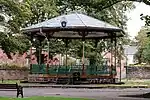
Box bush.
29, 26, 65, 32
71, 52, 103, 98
0, 63, 28, 70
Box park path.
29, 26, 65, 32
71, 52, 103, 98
0, 88, 150, 100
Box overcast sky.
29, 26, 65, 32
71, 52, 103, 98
127, 2, 150, 39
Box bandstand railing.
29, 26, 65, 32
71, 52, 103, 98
30, 64, 116, 75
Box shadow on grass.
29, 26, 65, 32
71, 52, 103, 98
119, 92, 150, 98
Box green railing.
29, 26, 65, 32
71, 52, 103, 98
30, 64, 115, 75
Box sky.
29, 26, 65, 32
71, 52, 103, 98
127, 2, 150, 39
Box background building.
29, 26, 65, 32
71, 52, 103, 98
124, 45, 138, 65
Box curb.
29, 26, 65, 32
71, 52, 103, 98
22, 85, 150, 89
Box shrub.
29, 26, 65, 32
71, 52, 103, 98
0, 63, 28, 70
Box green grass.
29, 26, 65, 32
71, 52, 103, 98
122, 79, 150, 86
94, 79, 150, 87
0, 96, 93, 100
0, 80, 20, 84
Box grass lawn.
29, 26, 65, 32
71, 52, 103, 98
94, 79, 150, 87
0, 96, 93, 100
0, 80, 20, 84
122, 79, 150, 86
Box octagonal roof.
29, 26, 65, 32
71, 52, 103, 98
22, 12, 125, 39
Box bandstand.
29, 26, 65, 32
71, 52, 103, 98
22, 12, 125, 84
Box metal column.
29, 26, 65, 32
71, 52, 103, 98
82, 41, 85, 75
114, 37, 117, 75
119, 44, 122, 82
47, 39, 50, 74
29, 36, 33, 74
65, 39, 68, 74
110, 37, 113, 74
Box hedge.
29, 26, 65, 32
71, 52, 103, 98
0, 63, 28, 70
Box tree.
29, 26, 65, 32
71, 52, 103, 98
142, 40, 150, 64
56, 0, 149, 14
19, 0, 135, 65
22, 0, 150, 62
23, 0, 58, 27
134, 26, 150, 63
0, 0, 137, 61
0, 0, 31, 58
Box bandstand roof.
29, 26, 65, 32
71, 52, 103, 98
22, 12, 125, 39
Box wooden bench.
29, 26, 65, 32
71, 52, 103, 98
0, 83, 23, 98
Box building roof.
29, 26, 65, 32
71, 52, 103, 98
22, 12, 125, 39
123, 45, 138, 55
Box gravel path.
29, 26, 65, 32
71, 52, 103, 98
0, 88, 150, 100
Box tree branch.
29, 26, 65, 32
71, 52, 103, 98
93, 0, 150, 11
141, 0, 150, 5
99, 0, 122, 11
130, 0, 150, 5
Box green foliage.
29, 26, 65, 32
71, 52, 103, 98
0, 0, 136, 64
134, 48, 144, 64
23, 0, 58, 26
134, 27, 150, 64
0, 63, 28, 70
28, 0, 134, 65
140, 0, 150, 26
0, 33, 30, 58
142, 39, 150, 64
139, 14, 150, 63
0, 0, 31, 58
0, 0, 150, 60
139, 0, 150, 6
0, 0, 31, 33
0, 14, 5, 22
0, 96, 92, 100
